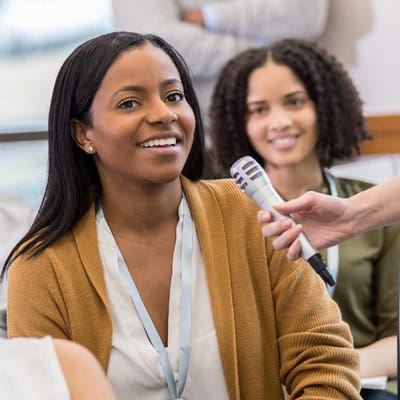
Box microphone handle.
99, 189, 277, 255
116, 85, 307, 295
255, 190, 316, 260
252, 185, 336, 286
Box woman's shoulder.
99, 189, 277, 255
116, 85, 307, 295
183, 177, 255, 207
183, 176, 242, 196
10, 204, 96, 272
182, 177, 259, 226
329, 174, 375, 197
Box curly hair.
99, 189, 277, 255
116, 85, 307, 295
209, 38, 371, 176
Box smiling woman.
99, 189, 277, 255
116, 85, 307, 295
5, 31, 362, 400
71, 43, 195, 188
210, 38, 399, 399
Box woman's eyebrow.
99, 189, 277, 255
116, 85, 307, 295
112, 79, 182, 98
160, 78, 182, 88
112, 85, 145, 98
284, 90, 307, 98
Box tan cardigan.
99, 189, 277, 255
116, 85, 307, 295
8, 177, 361, 399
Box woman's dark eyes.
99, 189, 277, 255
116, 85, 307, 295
248, 106, 267, 115
288, 97, 306, 107
118, 99, 139, 109
166, 92, 184, 102
117, 92, 183, 109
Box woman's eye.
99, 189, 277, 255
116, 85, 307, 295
166, 92, 184, 102
288, 97, 306, 107
117, 99, 139, 109
248, 106, 266, 115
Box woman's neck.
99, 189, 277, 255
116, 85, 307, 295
265, 160, 324, 201
100, 178, 182, 239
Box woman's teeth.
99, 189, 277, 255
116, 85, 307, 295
140, 137, 177, 148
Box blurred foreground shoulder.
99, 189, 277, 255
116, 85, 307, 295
54, 339, 116, 400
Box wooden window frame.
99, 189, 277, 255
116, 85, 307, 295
362, 114, 400, 154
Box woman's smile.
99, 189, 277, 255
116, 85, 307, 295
138, 137, 177, 148
267, 133, 301, 150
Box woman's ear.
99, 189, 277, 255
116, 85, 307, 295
71, 119, 96, 154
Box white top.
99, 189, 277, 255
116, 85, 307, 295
0, 204, 35, 338
0, 336, 70, 399
96, 198, 229, 400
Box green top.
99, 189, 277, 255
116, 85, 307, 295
319, 173, 399, 348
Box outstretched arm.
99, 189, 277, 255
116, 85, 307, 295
258, 176, 400, 259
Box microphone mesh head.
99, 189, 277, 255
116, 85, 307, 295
230, 156, 264, 192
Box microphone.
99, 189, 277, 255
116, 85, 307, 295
230, 155, 335, 287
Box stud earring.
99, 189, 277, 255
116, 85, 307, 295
88, 145, 95, 153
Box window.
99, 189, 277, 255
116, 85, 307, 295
0, 0, 114, 210
0, 0, 114, 134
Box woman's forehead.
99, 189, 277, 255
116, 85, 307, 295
109, 44, 178, 77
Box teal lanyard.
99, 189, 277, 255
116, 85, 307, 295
323, 170, 339, 297
99, 199, 192, 400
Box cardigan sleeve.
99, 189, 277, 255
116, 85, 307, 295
6, 208, 114, 371
184, 178, 361, 399
267, 250, 362, 399
7, 251, 71, 340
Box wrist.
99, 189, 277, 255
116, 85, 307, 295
345, 197, 363, 238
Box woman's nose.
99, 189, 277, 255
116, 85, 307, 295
267, 108, 292, 132
146, 99, 177, 124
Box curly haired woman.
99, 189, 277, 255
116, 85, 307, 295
210, 38, 399, 400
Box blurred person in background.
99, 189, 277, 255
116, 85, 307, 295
210, 38, 398, 399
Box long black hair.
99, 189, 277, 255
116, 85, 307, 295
210, 38, 371, 176
2, 31, 205, 274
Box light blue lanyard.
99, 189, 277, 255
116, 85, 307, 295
323, 170, 339, 297
100, 199, 192, 400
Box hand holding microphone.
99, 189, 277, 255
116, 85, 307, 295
230, 155, 335, 286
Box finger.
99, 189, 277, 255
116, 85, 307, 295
257, 210, 274, 223
273, 192, 315, 214
286, 239, 302, 261
271, 224, 303, 250
261, 219, 293, 238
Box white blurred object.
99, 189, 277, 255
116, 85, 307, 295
329, 154, 400, 184
0, 203, 35, 265
0, 203, 35, 338
0, 0, 114, 54
361, 376, 388, 390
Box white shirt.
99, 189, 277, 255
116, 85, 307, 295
0, 203, 35, 338
0, 336, 70, 399
96, 198, 229, 400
